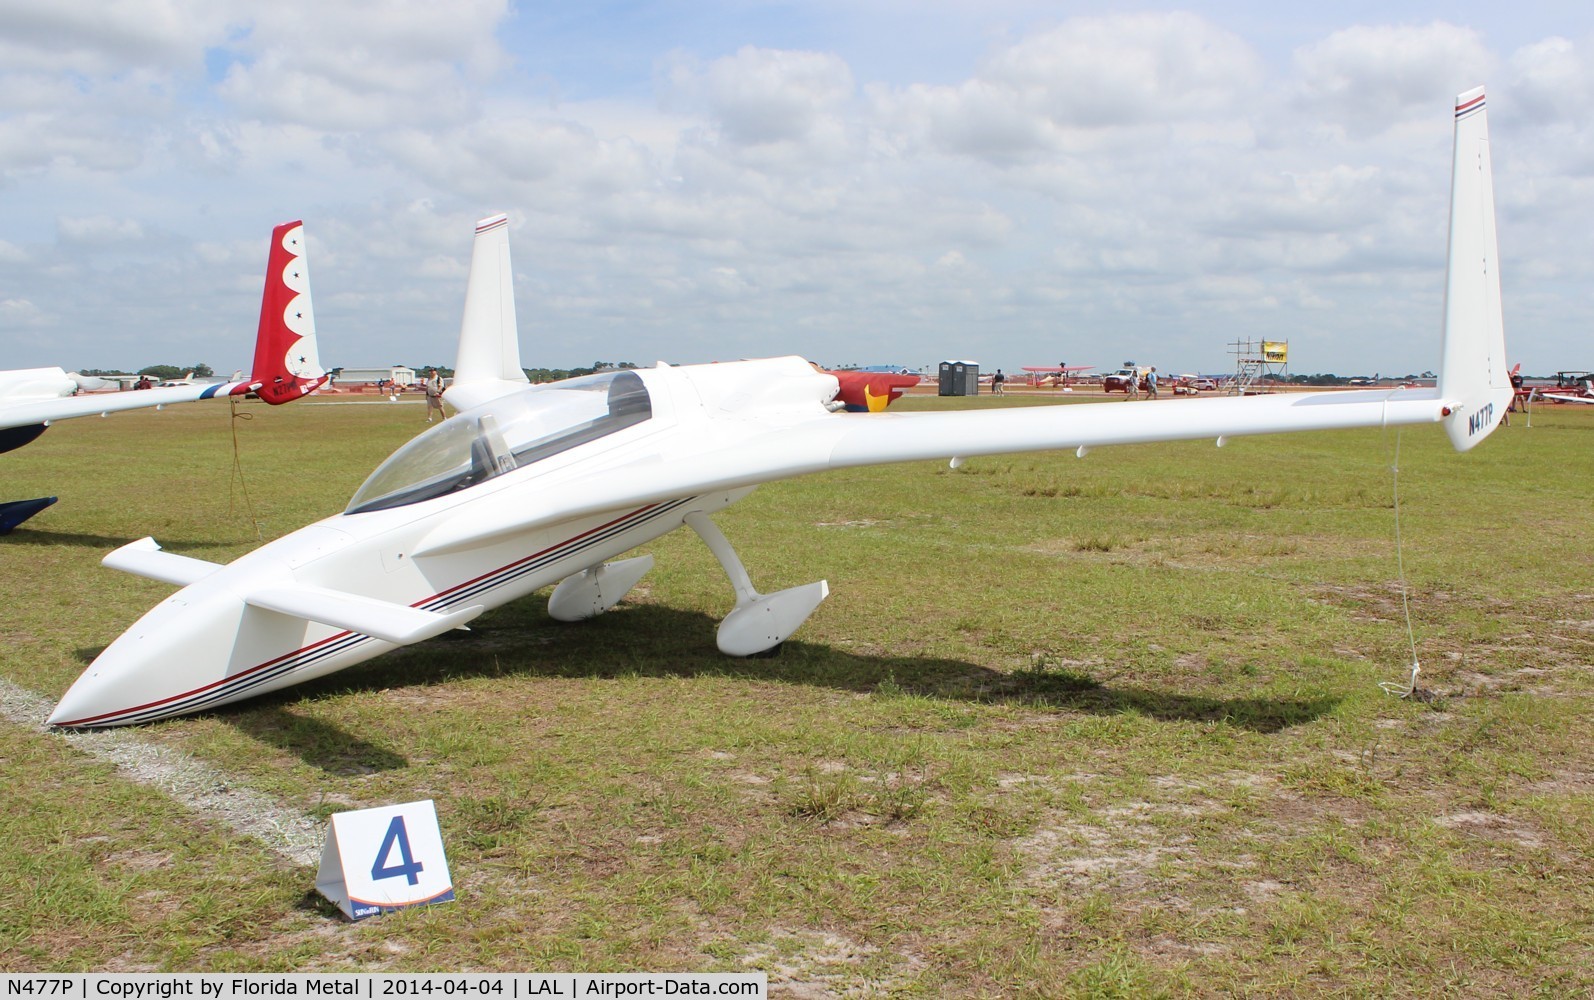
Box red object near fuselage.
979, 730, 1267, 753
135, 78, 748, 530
827, 370, 920, 412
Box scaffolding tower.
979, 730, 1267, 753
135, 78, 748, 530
1229, 338, 1289, 394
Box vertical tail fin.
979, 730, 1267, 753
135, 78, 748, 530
1437, 86, 1512, 451
446, 213, 530, 411
250, 221, 327, 405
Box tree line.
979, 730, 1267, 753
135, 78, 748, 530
77, 361, 641, 383
78, 363, 216, 380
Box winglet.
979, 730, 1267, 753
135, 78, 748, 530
1437, 86, 1512, 451
249, 221, 328, 405
447, 213, 530, 411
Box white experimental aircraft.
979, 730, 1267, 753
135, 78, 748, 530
51, 88, 1511, 728
0, 221, 327, 532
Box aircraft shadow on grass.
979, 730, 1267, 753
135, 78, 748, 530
228, 706, 410, 777
8, 528, 247, 552
62, 644, 412, 778
186, 598, 1338, 773
9, 529, 166, 549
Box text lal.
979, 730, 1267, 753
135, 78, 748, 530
531, 984, 730, 996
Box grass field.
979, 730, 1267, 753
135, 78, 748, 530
1, 392, 1590, 995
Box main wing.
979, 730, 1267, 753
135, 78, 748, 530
411, 363, 1461, 560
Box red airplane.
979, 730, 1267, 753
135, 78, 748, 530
825, 369, 921, 412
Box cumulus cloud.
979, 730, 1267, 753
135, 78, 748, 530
663, 45, 856, 146
0, 4, 1590, 375
1510, 36, 1594, 125
1292, 22, 1496, 134
0, 112, 147, 175
57, 215, 146, 245
0, 0, 235, 75
0, 297, 43, 321
214, 0, 510, 129
979, 13, 1263, 128
0, 0, 516, 172
879, 13, 1263, 162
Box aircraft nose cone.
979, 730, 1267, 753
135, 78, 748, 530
48, 676, 106, 728
48, 592, 248, 728
49, 641, 161, 728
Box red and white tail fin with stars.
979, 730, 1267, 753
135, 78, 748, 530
249, 220, 327, 405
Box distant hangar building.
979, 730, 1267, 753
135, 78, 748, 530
336, 365, 417, 387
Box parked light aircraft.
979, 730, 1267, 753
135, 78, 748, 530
155, 371, 247, 388
67, 374, 149, 392
1534, 370, 1594, 405
1, 221, 327, 532
1022, 365, 1093, 388
826, 369, 922, 412
51, 88, 1512, 727
1538, 388, 1594, 405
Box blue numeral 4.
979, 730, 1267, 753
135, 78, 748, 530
371, 815, 425, 885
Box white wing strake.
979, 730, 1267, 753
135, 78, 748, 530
243, 587, 485, 646
52, 88, 1511, 727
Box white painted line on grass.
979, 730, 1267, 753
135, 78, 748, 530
0, 677, 323, 866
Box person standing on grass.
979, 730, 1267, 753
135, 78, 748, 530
1146, 366, 1160, 399
423, 368, 445, 422
993, 369, 1006, 395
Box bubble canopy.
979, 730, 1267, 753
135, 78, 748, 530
347, 370, 652, 514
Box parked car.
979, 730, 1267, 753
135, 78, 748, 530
1103, 367, 1140, 393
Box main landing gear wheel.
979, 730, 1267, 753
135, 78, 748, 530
684, 511, 828, 657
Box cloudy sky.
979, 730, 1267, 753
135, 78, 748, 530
2, 1, 1590, 378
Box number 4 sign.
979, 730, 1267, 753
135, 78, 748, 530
316, 800, 455, 920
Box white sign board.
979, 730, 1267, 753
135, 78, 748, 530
316, 800, 454, 920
